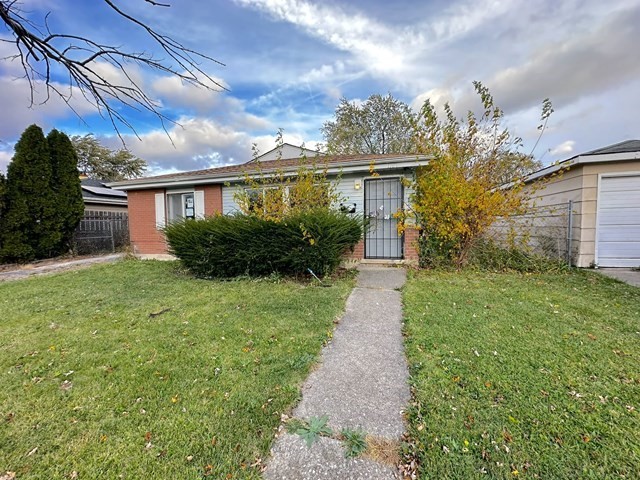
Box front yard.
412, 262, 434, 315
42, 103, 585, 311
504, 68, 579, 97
0, 261, 354, 479
403, 270, 640, 479
3, 261, 638, 479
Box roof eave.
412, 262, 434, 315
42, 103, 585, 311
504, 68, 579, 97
525, 150, 640, 183
109, 156, 430, 191
83, 197, 128, 206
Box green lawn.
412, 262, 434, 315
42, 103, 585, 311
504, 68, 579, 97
403, 270, 640, 479
0, 260, 354, 479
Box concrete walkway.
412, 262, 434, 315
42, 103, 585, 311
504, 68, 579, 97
597, 268, 640, 287
264, 266, 409, 480
0, 254, 124, 282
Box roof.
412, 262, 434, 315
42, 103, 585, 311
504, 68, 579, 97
109, 153, 430, 190
81, 178, 128, 205
581, 140, 640, 156
526, 139, 640, 183
247, 143, 321, 162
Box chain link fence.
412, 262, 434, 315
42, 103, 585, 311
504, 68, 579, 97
74, 211, 129, 254
486, 201, 576, 265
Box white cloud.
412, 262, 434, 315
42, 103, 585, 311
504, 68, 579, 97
234, 0, 421, 78
112, 117, 249, 172
152, 74, 229, 113
550, 140, 575, 156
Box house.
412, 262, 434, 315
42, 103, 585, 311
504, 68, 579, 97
525, 140, 640, 267
81, 177, 128, 214
109, 153, 430, 261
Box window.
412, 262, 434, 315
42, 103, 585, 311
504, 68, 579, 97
245, 188, 265, 214
167, 192, 195, 223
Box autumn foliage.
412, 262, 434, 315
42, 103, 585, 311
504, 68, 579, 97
406, 82, 552, 267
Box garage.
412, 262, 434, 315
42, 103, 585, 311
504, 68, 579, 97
596, 174, 640, 267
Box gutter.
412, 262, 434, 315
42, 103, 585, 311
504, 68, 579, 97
525, 151, 640, 183
108, 156, 431, 191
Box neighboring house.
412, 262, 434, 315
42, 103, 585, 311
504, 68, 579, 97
109, 154, 430, 261
81, 177, 128, 214
525, 140, 640, 267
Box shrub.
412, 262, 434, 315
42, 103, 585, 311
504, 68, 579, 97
164, 209, 363, 278
467, 238, 568, 273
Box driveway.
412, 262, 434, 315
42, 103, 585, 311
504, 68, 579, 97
0, 254, 124, 282
597, 268, 640, 287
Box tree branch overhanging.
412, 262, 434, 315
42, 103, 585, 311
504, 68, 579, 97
0, 0, 227, 141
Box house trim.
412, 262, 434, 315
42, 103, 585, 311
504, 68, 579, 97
109, 156, 429, 191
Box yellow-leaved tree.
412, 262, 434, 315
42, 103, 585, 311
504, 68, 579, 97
233, 132, 343, 222
406, 81, 553, 267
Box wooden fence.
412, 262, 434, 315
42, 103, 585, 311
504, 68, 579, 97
74, 211, 129, 254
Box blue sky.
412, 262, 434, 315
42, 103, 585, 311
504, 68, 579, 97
1, 0, 639, 175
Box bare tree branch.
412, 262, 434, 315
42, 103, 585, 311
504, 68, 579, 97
0, 0, 227, 142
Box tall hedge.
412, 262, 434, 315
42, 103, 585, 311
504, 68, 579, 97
47, 129, 84, 254
164, 209, 363, 278
0, 125, 59, 261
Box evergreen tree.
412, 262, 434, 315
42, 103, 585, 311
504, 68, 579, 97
0, 125, 59, 261
48, 129, 84, 254
0, 171, 6, 218
0, 171, 6, 252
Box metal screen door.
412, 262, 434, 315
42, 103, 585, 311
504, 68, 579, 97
364, 177, 403, 259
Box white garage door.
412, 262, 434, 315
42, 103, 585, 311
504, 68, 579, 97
596, 174, 640, 267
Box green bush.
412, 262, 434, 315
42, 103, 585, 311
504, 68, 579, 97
164, 209, 363, 278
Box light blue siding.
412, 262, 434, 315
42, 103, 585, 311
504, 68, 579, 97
220, 170, 414, 216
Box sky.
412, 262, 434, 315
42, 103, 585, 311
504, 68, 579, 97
1, 0, 639, 175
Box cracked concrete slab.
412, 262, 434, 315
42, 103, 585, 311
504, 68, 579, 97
264, 434, 399, 480
293, 286, 409, 438
264, 266, 408, 479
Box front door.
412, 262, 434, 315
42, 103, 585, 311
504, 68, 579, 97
364, 177, 403, 259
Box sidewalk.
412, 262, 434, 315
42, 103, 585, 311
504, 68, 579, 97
264, 265, 409, 479
0, 254, 124, 282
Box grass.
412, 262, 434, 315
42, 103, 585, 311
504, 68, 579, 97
402, 269, 640, 479
0, 260, 355, 479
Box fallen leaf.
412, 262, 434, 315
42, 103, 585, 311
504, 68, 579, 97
26, 447, 38, 456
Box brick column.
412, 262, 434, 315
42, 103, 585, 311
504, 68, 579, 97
128, 189, 168, 254
404, 226, 420, 262
196, 184, 223, 216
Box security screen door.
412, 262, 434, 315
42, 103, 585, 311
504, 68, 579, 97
364, 177, 403, 259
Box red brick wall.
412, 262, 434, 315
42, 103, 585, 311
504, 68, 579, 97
345, 239, 365, 260
128, 189, 168, 254
197, 184, 223, 216
404, 227, 420, 261
344, 230, 419, 262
